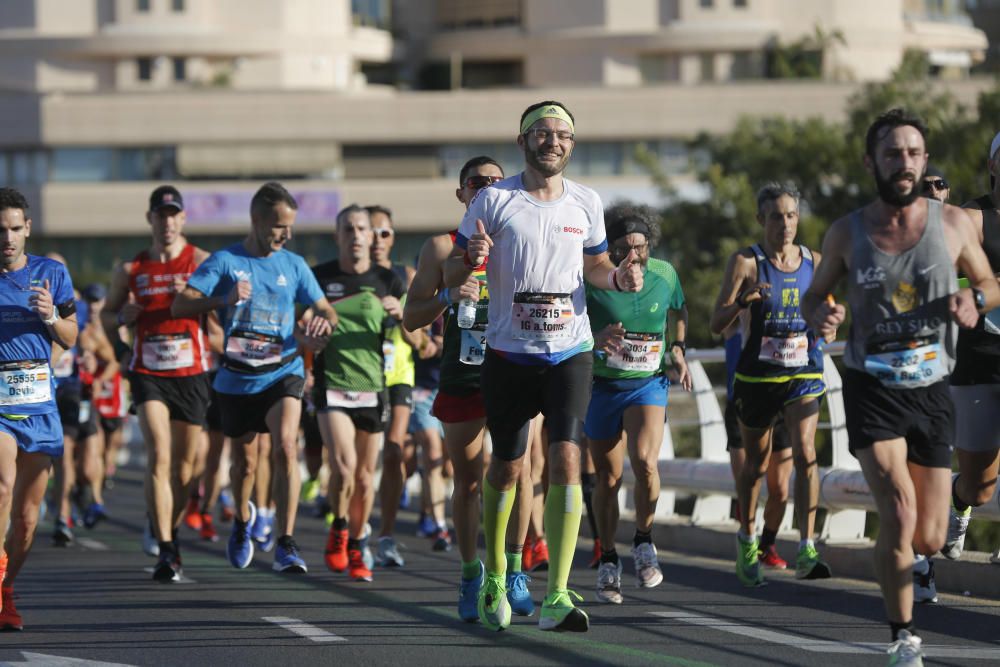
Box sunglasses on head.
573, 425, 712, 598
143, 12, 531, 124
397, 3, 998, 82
373, 228, 393, 239
464, 175, 503, 190
922, 178, 948, 193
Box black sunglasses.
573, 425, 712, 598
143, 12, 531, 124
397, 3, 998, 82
922, 179, 949, 192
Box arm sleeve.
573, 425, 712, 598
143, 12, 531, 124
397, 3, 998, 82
186, 252, 225, 298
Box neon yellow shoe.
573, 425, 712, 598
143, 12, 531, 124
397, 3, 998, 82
795, 542, 832, 580
736, 535, 765, 587
477, 572, 511, 631
300, 478, 320, 503
539, 589, 588, 632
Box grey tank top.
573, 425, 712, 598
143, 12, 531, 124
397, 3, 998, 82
844, 199, 958, 387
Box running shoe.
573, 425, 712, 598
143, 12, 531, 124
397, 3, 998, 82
376, 536, 405, 567
523, 535, 535, 571
941, 502, 972, 561
226, 501, 256, 569
416, 513, 437, 538
913, 558, 938, 604
0, 587, 22, 631
459, 562, 484, 622
359, 523, 375, 571
432, 528, 452, 552
53, 519, 74, 547
631, 542, 664, 588
477, 572, 510, 631
325, 527, 349, 572
251, 510, 272, 544
506, 571, 534, 616
348, 548, 373, 582
300, 478, 320, 504
153, 549, 183, 583
759, 544, 788, 570
313, 495, 330, 519
588, 538, 602, 569
183, 497, 202, 531
539, 589, 588, 632
83, 502, 107, 529
273, 538, 308, 573
991, 548, 1000, 565
529, 538, 549, 573
0, 553, 6, 590
887, 629, 924, 666
219, 489, 235, 523
199, 513, 218, 542
736, 535, 765, 587
399, 484, 411, 509
795, 543, 832, 580
142, 518, 158, 557
596, 561, 623, 604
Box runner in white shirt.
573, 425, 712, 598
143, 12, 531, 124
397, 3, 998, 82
445, 100, 642, 633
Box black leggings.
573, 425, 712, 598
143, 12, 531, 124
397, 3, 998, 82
481, 347, 592, 461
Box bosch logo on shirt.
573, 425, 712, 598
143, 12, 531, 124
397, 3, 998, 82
561, 226, 584, 236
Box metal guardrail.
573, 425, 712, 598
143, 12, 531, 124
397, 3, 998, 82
622, 345, 1000, 544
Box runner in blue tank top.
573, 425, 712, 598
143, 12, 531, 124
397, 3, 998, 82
0, 188, 79, 631
711, 182, 832, 588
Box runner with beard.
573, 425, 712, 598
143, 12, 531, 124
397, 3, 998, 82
803, 108, 1000, 665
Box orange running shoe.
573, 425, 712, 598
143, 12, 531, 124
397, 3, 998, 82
324, 527, 349, 572
529, 538, 549, 572
0, 587, 22, 631
0, 552, 7, 609
184, 497, 202, 531
759, 544, 788, 570
348, 548, 373, 582
522, 534, 534, 572
200, 513, 218, 542
589, 538, 602, 569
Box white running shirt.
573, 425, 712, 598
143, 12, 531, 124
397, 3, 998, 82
456, 173, 608, 360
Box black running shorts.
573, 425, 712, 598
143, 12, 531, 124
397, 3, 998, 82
130, 372, 211, 427
216, 374, 305, 439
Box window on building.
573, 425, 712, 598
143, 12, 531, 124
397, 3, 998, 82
462, 60, 522, 88
172, 0, 184, 10
733, 0, 748, 6
659, 0, 680, 22
699, 53, 716, 81
173, 57, 186, 82
352, 0, 391, 30
52, 149, 114, 182
138, 57, 153, 81
730, 51, 763, 79
436, 0, 521, 29
137, 0, 150, 11
700, 0, 714, 7
10, 151, 47, 186
639, 54, 681, 83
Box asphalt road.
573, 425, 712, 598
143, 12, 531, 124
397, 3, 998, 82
1, 468, 998, 666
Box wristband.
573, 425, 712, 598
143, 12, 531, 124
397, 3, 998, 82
736, 291, 748, 308
438, 289, 452, 306
612, 271, 622, 292
43, 312, 58, 326
670, 341, 686, 354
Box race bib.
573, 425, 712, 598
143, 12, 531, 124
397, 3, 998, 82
0, 361, 52, 407
758, 333, 809, 368
460, 325, 487, 366
607, 332, 663, 372
141, 332, 194, 371
225, 330, 283, 368
325, 389, 378, 408
512, 293, 573, 342
52, 349, 75, 378
865, 338, 946, 388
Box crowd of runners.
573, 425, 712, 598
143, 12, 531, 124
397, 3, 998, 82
1, 101, 999, 667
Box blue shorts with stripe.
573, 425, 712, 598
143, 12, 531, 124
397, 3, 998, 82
732, 375, 825, 430
584, 375, 669, 441
0, 411, 64, 457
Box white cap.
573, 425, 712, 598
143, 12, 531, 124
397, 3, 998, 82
990, 131, 1000, 160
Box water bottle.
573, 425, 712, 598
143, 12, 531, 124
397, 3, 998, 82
457, 298, 476, 329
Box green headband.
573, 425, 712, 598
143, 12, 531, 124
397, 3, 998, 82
519, 104, 575, 135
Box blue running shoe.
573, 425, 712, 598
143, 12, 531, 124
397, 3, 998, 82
458, 561, 484, 622
506, 571, 534, 616
251, 511, 271, 543
416, 513, 436, 538
273, 537, 308, 573
83, 502, 107, 529
399, 484, 410, 509
226, 501, 257, 569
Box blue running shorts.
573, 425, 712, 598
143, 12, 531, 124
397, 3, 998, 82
584, 375, 669, 441
0, 411, 64, 457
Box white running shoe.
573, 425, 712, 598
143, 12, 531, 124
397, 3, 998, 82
887, 629, 923, 666
940, 501, 972, 561
595, 561, 623, 604
631, 542, 664, 588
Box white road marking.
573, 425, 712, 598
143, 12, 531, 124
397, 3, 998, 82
7, 652, 135, 666
650, 610, 1000, 660
76, 538, 109, 551
263, 616, 346, 643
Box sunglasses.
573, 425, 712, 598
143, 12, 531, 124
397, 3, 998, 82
373, 228, 393, 239
464, 175, 503, 190
922, 179, 949, 193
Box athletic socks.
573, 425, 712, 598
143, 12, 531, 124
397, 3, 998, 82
760, 528, 777, 550
953, 476, 971, 513
505, 550, 523, 573
633, 530, 652, 547
600, 548, 619, 565
544, 484, 583, 595
332, 516, 348, 531
890, 620, 915, 641
483, 478, 515, 575
461, 559, 482, 580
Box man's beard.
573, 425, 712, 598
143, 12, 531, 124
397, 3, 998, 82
524, 146, 569, 177
874, 164, 925, 208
